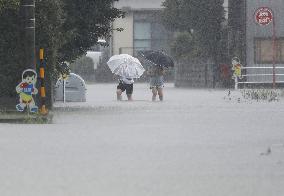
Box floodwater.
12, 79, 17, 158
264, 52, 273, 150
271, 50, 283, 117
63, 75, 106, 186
0, 83, 284, 196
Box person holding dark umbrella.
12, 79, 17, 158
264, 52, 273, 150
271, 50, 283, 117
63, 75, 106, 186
141, 50, 174, 101
147, 65, 165, 101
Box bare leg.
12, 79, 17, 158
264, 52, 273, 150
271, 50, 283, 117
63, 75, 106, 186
127, 94, 133, 101
158, 88, 163, 101
116, 89, 122, 101
152, 88, 157, 101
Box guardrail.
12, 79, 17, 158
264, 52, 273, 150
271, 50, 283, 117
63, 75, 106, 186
235, 66, 284, 89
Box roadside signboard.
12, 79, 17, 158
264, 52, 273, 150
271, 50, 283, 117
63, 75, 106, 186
255, 7, 273, 26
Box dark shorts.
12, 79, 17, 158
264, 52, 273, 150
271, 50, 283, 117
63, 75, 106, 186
117, 82, 133, 95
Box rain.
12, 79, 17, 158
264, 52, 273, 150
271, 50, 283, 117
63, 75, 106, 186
0, 0, 284, 196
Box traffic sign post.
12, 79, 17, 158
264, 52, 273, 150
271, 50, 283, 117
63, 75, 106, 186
255, 7, 276, 88
255, 7, 273, 26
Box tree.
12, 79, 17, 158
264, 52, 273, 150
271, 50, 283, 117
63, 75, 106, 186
34, 0, 65, 108
162, 0, 225, 59
228, 0, 246, 61
170, 32, 198, 58
70, 56, 95, 76
34, 0, 124, 69
0, 0, 23, 100
58, 0, 124, 62
162, 0, 226, 87
36, 0, 123, 107
0, 0, 123, 109
161, 0, 184, 31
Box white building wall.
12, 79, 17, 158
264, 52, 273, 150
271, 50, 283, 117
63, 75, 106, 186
112, 12, 134, 55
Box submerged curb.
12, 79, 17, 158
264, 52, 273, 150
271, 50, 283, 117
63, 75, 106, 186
0, 111, 53, 124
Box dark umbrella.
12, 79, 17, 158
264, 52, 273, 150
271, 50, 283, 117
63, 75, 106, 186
140, 50, 174, 67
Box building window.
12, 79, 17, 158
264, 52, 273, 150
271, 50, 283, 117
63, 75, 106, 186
134, 22, 151, 52
132, 11, 172, 56
255, 38, 284, 64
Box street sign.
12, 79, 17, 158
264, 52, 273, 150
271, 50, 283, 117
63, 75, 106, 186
255, 7, 273, 26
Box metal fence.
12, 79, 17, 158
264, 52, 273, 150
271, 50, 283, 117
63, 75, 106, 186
235, 66, 284, 89
175, 59, 215, 88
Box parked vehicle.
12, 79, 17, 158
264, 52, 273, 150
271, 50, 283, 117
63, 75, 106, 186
54, 73, 87, 102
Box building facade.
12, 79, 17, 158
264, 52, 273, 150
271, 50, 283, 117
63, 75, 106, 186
229, 0, 284, 84
111, 0, 172, 57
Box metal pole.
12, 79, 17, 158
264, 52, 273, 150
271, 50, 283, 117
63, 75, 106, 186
21, 0, 35, 70
235, 76, 238, 90
63, 79, 66, 103
39, 49, 48, 115
272, 15, 276, 89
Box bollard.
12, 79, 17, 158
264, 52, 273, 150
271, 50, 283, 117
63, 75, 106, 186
39, 49, 48, 115
234, 77, 238, 90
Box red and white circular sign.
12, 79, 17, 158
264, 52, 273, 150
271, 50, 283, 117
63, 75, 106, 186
255, 7, 273, 26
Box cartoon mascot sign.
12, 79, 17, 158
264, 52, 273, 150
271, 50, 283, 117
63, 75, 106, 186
231, 57, 242, 80
16, 69, 38, 113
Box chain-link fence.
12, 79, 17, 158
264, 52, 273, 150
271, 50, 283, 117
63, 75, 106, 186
175, 58, 215, 88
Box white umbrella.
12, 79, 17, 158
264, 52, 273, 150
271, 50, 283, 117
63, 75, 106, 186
107, 54, 145, 78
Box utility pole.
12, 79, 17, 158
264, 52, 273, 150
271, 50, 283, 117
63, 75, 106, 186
20, 0, 35, 70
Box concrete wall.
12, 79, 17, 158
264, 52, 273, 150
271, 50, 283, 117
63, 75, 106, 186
246, 0, 284, 82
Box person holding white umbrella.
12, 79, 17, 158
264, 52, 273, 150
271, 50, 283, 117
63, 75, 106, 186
116, 76, 134, 101
107, 54, 145, 101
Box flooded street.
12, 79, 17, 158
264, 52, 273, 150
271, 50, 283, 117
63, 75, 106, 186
1, 0, 284, 195
1, 83, 284, 196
